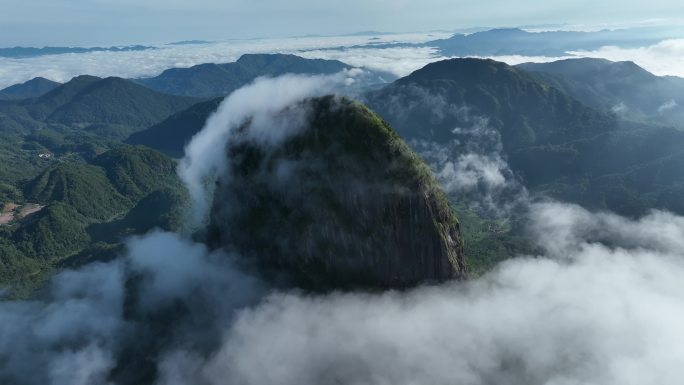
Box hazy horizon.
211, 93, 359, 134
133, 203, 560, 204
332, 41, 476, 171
0, 0, 683, 46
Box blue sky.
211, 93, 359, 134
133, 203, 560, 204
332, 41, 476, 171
0, 0, 683, 46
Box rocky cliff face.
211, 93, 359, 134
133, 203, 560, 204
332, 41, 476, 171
208, 96, 467, 289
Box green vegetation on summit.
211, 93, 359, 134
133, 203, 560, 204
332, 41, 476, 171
0, 77, 61, 100
208, 96, 467, 289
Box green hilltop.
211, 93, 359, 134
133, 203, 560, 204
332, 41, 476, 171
208, 96, 467, 289
0, 77, 61, 101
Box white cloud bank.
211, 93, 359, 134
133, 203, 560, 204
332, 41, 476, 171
2, 31, 684, 91
157, 201, 684, 385
486, 38, 684, 79
0, 32, 450, 89
568, 38, 684, 77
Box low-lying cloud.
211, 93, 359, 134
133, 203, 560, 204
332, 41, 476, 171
568, 38, 684, 78
5, 199, 684, 385
3, 31, 684, 93
470, 39, 684, 79
0, 32, 449, 89
299, 46, 449, 78
364, 83, 527, 215
150, 201, 684, 385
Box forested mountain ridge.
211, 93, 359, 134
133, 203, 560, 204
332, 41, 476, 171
137, 53, 358, 98
0, 145, 187, 297
518, 58, 684, 127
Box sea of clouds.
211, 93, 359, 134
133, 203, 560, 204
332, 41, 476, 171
3, 29, 684, 90
0, 32, 449, 89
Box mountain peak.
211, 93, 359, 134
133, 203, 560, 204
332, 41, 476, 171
0, 77, 62, 100
14, 75, 199, 126
236, 52, 299, 63
208, 96, 467, 289
480, 28, 527, 34
400, 58, 525, 85
137, 54, 351, 98
68, 74, 103, 84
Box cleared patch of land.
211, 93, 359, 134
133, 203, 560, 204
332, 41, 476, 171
0, 203, 45, 225
0, 203, 18, 225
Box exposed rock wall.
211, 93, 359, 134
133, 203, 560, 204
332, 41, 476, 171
208, 96, 466, 289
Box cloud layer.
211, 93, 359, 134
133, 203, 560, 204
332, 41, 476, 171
568, 38, 684, 77
149, 201, 684, 385
483, 38, 684, 78
3, 31, 684, 92
0, 33, 448, 89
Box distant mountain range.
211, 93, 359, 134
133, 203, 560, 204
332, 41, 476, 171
518, 58, 684, 127
427, 27, 676, 56
136, 53, 387, 98
1, 53, 388, 102
339, 27, 676, 56
420, 27, 674, 56
0, 45, 153, 58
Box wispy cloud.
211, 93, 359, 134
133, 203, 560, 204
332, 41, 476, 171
299, 46, 449, 78
178, 71, 363, 227
658, 99, 678, 114
164, 201, 684, 385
